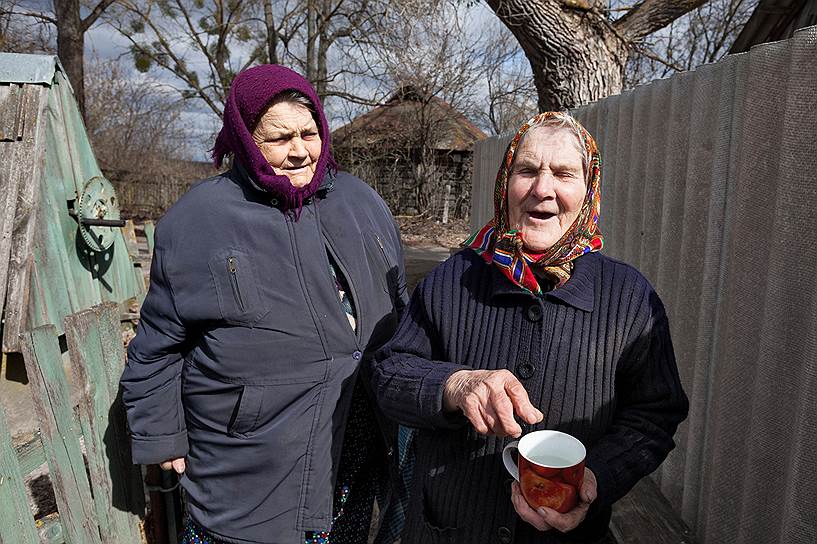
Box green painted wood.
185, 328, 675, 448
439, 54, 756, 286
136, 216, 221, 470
5, 66, 145, 351
16, 433, 46, 475
19, 325, 102, 544
97, 303, 146, 517
0, 400, 39, 544
65, 305, 142, 543
143, 221, 155, 255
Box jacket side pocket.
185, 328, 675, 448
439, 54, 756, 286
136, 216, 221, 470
228, 385, 264, 437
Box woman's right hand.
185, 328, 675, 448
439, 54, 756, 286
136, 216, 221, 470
159, 458, 186, 474
443, 369, 543, 437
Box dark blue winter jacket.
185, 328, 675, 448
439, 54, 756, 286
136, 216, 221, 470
121, 165, 407, 543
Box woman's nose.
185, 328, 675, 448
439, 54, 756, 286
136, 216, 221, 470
289, 137, 308, 159
530, 173, 556, 199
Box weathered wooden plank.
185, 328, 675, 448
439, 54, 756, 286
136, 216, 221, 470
65, 305, 143, 543
0, 398, 39, 544
15, 433, 46, 475
98, 303, 147, 519
610, 477, 696, 544
65, 303, 144, 542
1, 83, 48, 353
19, 325, 102, 544
0, 140, 23, 315
0, 83, 23, 141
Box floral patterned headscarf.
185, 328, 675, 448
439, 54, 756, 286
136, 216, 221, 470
463, 112, 604, 295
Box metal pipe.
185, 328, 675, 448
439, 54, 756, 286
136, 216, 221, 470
79, 218, 127, 227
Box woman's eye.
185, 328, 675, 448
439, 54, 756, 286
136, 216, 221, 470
302, 132, 318, 140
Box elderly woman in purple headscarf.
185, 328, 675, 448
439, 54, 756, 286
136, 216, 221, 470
121, 65, 407, 544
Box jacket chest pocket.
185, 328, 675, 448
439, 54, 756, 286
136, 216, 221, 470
208, 250, 265, 325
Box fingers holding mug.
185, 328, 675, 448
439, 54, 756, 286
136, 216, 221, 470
511, 481, 552, 531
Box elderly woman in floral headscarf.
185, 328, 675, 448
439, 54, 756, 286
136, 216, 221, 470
371, 112, 688, 543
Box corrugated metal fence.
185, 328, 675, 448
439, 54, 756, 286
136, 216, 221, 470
470, 26, 816, 544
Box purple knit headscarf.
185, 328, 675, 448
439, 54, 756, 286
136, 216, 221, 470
212, 64, 337, 214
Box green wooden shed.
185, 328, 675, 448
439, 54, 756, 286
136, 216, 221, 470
0, 53, 144, 354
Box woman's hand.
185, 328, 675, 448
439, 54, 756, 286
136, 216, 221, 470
511, 468, 597, 532
159, 457, 186, 474
443, 369, 543, 437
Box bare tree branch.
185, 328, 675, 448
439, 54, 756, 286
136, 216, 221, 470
614, 0, 710, 39
5, 9, 57, 25
80, 0, 117, 32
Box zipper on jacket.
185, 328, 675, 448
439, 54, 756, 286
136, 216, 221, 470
373, 233, 389, 270
227, 256, 246, 312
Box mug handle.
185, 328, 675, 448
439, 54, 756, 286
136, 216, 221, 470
502, 440, 520, 481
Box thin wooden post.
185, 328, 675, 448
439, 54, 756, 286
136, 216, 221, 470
0, 401, 39, 544
143, 221, 155, 255
19, 325, 102, 544
64, 303, 144, 543
122, 220, 140, 261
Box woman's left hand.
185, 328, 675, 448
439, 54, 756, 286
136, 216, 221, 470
510, 468, 597, 532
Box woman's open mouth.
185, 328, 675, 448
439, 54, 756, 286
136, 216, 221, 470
527, 211, 556, 221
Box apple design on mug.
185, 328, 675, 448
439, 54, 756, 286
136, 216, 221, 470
519, 456, 583, 513
503, 430, 586, 514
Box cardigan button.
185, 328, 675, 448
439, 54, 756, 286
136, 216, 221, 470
353, 350, 362, 360
526, 303, 542, 321
498, 526, 512, 543
515, 361, 535, 380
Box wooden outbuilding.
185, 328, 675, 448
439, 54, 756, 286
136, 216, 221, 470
333, 86, 487, 222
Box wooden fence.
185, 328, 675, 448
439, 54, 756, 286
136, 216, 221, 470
0, 303, 146, 544
470, 26, 817, 544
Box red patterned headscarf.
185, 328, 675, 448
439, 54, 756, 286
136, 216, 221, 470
463, 112, 604, 295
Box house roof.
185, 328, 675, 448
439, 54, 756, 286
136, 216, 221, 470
0, 53, 63, 85
729, 0, 816, 53
332, 86, 487, 152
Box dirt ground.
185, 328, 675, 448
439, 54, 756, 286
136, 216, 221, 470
395, 215, 470, 250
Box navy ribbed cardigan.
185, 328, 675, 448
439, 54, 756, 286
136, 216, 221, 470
370, 249, 689, 543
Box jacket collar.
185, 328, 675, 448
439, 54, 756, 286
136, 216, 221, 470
488, 251, 599, 312
231, 161, 336, 206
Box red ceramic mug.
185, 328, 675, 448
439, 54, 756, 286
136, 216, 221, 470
502, 430, 586, 513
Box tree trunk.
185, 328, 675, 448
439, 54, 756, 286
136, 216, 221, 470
485, 0, 627, 111
263, 0, 279, 64
54, 0, 86, 119
306, 0, 318, 84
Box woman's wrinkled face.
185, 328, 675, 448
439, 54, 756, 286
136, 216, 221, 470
507, 127, 587, 252
252, 100, 322, 188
